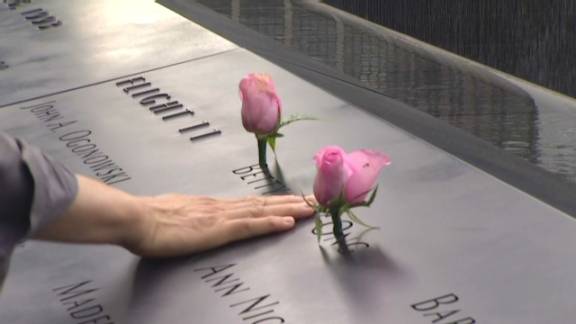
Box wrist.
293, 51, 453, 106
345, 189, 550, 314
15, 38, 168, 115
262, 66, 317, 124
119, 196, 156, 255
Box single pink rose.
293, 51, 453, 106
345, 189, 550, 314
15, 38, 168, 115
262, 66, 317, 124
313, 146, 346, 206
343, 149, 391, 205
239, 73, 282, 135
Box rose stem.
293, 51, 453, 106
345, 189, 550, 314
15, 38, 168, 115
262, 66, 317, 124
329, 206, 345, 241
257, 137, 268, 171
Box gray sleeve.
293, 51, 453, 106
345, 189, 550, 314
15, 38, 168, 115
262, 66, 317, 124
0, 133, 78, 289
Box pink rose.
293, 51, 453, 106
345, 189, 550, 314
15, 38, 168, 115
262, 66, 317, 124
239, 73, 282, 135
313, 146, 390, 207
313, 146, 346, 206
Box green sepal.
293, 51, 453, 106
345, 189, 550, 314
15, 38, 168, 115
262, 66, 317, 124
346, 209, 377, 229
365, 185, 379, 207
354, 186, 379, 208
267, 135, 277, 153
265, 133, 284, 153
317, 205, 328, 214
279, 114, 317, 129
300, 192, 316, 208
339, 203, 350, 214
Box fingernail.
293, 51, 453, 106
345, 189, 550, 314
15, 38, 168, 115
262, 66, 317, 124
284, 217, 295, 226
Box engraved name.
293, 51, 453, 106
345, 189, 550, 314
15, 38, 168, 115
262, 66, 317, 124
116, 76, 221, 142
21, 8, 62, 30
2, 0, 31, 10
232, 163, 289, 195
53, 280, 116, 324
411, 293, 476, 324
195, 264, 286, 323
21, 101, 132, 185
312, 213, 370, 251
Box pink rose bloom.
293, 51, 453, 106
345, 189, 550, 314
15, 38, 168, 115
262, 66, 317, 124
239, 73, 282, 135
313, 146, 346, 206
313, 146, 390, 207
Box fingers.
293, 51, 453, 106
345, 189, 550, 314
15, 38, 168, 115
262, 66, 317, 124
191, 195, 317, 211
258, 195, 315, 205
204, 195, 316, 221
226, 202, 315, 220
224, 216, 296, 243
225, 195, 316, 208
262, 203, 315, 219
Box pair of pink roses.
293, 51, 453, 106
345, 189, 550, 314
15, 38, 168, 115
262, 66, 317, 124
312, 146, 390, 241
239, 73, 391, 241
313, 146, 390, 207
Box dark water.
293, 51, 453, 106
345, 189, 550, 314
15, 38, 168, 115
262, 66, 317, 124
191, 0, 576, 183
326, 0, 576, 99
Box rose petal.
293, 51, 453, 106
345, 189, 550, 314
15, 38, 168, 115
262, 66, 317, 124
343, 149, 390, 204
314, 145, 346, 168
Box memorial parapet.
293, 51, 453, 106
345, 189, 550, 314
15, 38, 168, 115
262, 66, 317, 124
0, 0, 236, 108
2, 37, 576, 322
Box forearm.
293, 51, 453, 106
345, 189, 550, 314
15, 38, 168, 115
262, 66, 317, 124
2, 134, 313, 261
33, 175, 145, 249
32, 176, 314, 258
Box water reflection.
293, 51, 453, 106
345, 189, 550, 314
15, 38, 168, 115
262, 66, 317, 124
191, 0, 576, 182
326, 0, 576, 100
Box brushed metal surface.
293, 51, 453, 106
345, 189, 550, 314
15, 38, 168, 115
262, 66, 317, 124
1, 48, 576, 323
0, 0, 236, 107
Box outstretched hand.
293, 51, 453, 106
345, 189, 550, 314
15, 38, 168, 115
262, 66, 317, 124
131, 193, 315, 257
35, 176, 316, 258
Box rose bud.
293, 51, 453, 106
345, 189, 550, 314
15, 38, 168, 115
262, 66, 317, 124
239, 73, 282, 135
313, 146, 347, 206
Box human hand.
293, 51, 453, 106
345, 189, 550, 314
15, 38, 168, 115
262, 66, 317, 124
35, 176, 315, 258
126, 194, 315, 257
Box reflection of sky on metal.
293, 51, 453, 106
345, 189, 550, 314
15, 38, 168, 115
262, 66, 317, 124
74, 0, 228, 64
190, 0, 576, 184
99, 0, 163, 25
77, 1, 164, 64
0, 0, 237, 107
